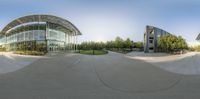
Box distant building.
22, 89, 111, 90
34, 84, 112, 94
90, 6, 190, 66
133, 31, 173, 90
196, 33, 200, 41
195, 33, 200, 47
144, 25, 170, 53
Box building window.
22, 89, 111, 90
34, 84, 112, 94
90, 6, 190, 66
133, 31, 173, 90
149, 40, 153, 43
149, 37, 154, 39
149, 47, 154, 50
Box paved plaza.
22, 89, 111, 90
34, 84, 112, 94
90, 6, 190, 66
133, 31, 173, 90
127, 52, 200, 75
0, 52, 200, 99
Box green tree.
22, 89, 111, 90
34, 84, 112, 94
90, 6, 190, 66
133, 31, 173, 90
114, 36, 124, 50
124, 38, 133, 50
158, 35, 188, 52
78, 41, 106, 55
105, 41, 113, 50
134, 42, 143, 49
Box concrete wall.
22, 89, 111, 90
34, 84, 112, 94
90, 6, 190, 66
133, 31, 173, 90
144, 25, 170, 53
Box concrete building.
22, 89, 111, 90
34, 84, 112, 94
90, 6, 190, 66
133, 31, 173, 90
144, 25, 170, 53
0, 14, 81, 52
196, 33, 200, 41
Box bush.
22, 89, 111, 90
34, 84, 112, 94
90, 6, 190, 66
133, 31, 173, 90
14, 51, 46, 55
191, 45, 200, 52
79, 50, 108, 55
0, 47, 6, 52
158, 35, 188, 52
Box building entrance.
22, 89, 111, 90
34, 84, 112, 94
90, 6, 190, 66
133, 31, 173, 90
47, 40, 65, 52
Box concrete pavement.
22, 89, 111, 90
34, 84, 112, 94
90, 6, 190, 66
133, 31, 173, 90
0, 52, 200, 99
0, 52, 45, 74
127, 52, 200, 75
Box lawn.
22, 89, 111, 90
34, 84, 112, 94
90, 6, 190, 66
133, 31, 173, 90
108, 48, 133, 54
79, 50, 108, 55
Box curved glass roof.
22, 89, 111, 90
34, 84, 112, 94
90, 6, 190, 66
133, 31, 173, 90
1, 14, 81, 35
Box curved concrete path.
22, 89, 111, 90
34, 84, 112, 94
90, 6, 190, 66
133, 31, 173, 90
127, 52, 200, 75
92, 51, 181, 93
0, 52, 199, 99
0, 52, 44, 74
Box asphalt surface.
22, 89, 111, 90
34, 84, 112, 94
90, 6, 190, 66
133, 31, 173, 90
0, 51, 200, 99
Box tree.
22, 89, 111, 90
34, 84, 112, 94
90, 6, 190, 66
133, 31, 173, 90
177, 36, 188, 49
78, 36, 137, 53
78, 41, 106, 54
134, 42, 143, 49
114, 36, 124, 50
158, 35, 188, 52
106, 41, 115, 50
124, 38, 133, 50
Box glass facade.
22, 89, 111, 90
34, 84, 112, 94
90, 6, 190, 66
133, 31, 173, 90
0, 23, 76, 53
0, 36, 6, 45
6, 30, 45, 43
0, 15, 81, 54
47, 29, 68, 51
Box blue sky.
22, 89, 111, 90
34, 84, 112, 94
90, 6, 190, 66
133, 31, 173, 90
0, 0, 200, 44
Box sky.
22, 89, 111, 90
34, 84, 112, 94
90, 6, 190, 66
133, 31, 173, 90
0, 0, 200, 44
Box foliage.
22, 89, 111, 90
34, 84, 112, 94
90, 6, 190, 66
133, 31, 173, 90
78, 41, 105, 50
0, 47, 6, 52
133, 42, 143, 49
124, 38, 133, 49
191, 45, 200, 52
114, 36, 124, 49
158, 34, 188, 52
78, 37, 143, 54
79, 50, 108, 55
14, 51, 45, 55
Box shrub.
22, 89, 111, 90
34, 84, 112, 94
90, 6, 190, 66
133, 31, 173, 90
14, 51, 45, 55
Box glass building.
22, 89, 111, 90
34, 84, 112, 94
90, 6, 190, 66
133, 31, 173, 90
0, 14, 81, 53
144, 25, 170, 53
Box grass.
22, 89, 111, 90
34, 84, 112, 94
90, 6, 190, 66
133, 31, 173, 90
79, 50, 108, 55
108, 48, 133, 54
